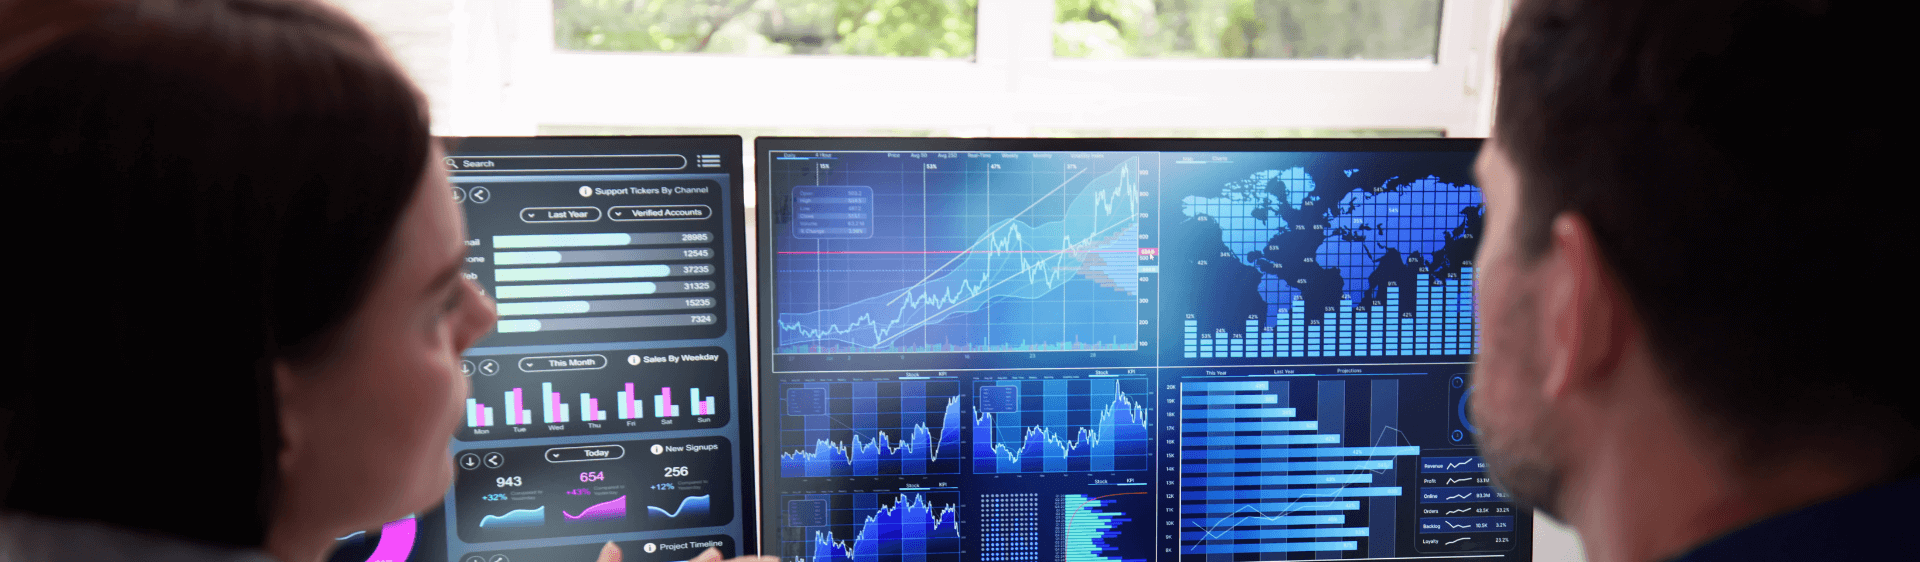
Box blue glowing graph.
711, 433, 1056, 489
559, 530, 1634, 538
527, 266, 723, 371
1175, 163, 1482, 359
971, 378, 1151, 474
477, 506, 545, 528
1180, 379, 1420, 557
1061, 494, 1147, 562
647, 495, 711, 519
784, 493, 963, 562
780, 380, 964, 476
775, 153, 1143, 354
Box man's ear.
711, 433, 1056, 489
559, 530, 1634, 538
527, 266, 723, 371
1540, 212, 1632, 400
272, 359, 306, 475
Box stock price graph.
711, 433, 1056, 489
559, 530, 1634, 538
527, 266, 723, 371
772, 152, 1146, 356
971, 377, 1152, 474
780, 379, 965, 477
781, 493, 963, 562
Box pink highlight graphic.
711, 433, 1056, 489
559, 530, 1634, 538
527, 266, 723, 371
562, 495, 627, 523
366, 516, 417, 562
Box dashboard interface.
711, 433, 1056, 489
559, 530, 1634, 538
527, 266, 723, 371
756, 138, 1529, 562
330, 136, 757, 562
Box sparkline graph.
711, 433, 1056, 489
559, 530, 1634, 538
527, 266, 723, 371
647, 495, 711, 520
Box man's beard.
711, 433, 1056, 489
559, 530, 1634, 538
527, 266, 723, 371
1471, 289, 1568, 521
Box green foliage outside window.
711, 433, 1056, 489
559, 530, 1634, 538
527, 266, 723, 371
554, 0, 978, 58
1055, 0, 1441, 60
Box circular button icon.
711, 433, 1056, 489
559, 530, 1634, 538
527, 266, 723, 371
483, 452, 505, 469
488, 554, 509, 562
650, 444, 664, 455
628, 354, 642, 366
468, 186, 491, 204
458, 453, 481, 470
478, 359, 500, 376
452, 186, 467, 203
579, 185, 593, 197
460, 360, 476, 377
643, 543, 657, 554
1450, 375, 1466, 389
1451, 429, 1465, 442
463, 555, 484, 562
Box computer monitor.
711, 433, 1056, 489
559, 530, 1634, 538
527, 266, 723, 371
330, 136, 758, 562
755, 137, 1528, 561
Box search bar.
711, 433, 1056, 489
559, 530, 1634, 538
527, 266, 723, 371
445, 154, 688, 173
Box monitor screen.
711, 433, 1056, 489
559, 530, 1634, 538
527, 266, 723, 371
331, 136, 758, 562
756, 138, 1528, 562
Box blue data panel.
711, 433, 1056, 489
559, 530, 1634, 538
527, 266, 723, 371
759, 139, 1529, 562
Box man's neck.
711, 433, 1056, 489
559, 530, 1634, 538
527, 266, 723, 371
1558, 367, 1877, 562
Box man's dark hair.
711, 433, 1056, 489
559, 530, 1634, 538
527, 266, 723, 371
1496, 0, 1915, 471
0, 0, 429, 546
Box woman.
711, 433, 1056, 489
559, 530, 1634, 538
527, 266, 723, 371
0, 2, 759, 562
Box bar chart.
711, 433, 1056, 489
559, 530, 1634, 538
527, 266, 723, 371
488, 231, 722, 340
461, 347, 729, 441
1182, 269, 1477, 359
466, 384, 719, 427
1179, 379, 1419, 559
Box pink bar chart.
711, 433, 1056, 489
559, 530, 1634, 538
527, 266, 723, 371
465, 381, 722, 428
458, 348, 729, 440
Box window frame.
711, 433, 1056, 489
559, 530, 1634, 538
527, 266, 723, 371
441, 0, 1509, 138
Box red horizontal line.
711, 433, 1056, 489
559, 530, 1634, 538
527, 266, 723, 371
778, 250, 1139, 254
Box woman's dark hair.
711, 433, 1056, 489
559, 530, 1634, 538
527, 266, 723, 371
0, 0, 430, 546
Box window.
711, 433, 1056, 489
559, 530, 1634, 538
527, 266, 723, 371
346, 0, 1507, 139
1055, 0, 1443, 60
554, 0, 979, 57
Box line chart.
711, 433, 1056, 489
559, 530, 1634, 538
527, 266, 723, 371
780, 380, 963, 476
774, 153, 1145, 354
970, 377, 1152, 473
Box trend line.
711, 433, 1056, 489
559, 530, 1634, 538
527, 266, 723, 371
478, 506, 545, 528
974, 386, 1152, 472
646, 495, 710, 519
882, 166, 1089, 306
779, 158, 1141, 351
782, 396, 963, 476
806, 494, 961, 562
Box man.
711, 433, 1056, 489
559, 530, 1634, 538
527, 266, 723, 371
1468, 0, 1916, 560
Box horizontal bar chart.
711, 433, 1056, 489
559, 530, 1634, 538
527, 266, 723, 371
495, 264, 671, 282
497, 313, 718, 334
495, 247, 714, 265
494, 231, 710, 249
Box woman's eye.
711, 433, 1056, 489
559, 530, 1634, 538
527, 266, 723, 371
439, 288, 463, 314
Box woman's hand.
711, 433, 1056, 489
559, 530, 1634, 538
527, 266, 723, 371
596, 542, 778, 562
